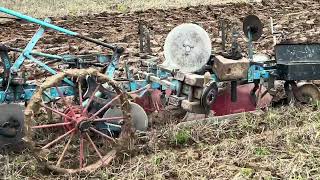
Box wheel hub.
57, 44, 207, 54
78, 120, 92, 132
63, 106, 91, 131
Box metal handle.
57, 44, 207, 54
0, 7, 121, 51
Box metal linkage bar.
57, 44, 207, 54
138, 71, 176, 90
0, 7, 121, 51
26, 55, 74, 86
10, 18, 48, 72
0, 7, 76, 35
8, 47, 63, 60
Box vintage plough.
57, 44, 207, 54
1, 7, 320, 174
0, 7, 140, 173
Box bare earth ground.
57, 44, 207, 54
1, 0, 320, 179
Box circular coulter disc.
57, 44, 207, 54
163, 23, 212, 73
243, 15, 263, 41
103, 102, 148, 131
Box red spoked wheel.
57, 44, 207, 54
24, 68, 132, 174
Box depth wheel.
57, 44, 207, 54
297, 83, 320, 104
24, 68, 132, 174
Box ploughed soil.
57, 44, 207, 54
1, 0, 320, 179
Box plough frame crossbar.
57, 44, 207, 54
0, 7, 125, 103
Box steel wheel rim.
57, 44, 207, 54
24, 68, 132, 174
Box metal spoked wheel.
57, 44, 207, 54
24, 68, 132, 174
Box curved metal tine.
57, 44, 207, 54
105, 123, 122, 129
93, 116, 125, 122
42, 128, 75, 149
85, 132, 104, 165
56, 132, 75, 167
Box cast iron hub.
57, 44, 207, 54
63, 106, 92, 132
78, 120, 92, 132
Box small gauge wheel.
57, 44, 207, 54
200, 81, 218, 112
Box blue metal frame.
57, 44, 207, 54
0, 8, 111, 104
11, 18, 49, 72
0, 7, 77, 36
26, 55, 74, 86
0, 7, 125, 105
0, 83, 75, 103
246, 31, 271, 82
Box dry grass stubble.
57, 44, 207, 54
0, 0, 248, 18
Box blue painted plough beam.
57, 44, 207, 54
0, 7, 126, 103
0, 7, 123, 78
0, 7, 122, 52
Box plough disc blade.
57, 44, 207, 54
103, 102, 148, 131
211, 84, 272, 116
294, 83, 320, 103
0, 104, 24, 152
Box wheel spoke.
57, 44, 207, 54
90, 94, 120, 118
56, 132, 75, 167
153, 100, 160, 112
104, 123, 122, 129
77, 78, 83, 111
93, 116, 125, 122
32, 122, 73, 129
40, 103, 77, 122
89, 127, 116, 143
79, 134, 84, 169
55, 86, 76, 116
85, 132, 104, 164
42, 128, 75, 149
82, 85, 100, 114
